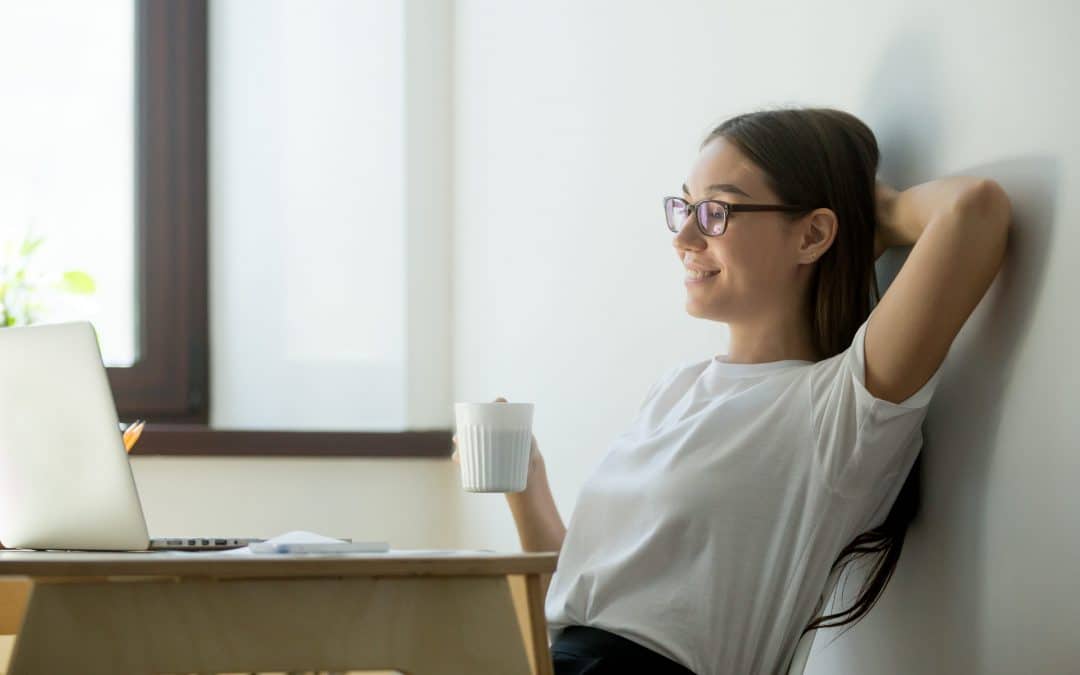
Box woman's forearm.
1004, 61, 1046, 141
506, 464, 565, 602
506, 462, 566, 553
878, 176, 994, 249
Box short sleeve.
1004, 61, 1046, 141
809, 315, 945, 499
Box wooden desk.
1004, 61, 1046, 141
0, 550, 558, 675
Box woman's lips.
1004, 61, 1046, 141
684, 269, 720, 285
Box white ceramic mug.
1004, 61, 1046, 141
453, 402, 533, 492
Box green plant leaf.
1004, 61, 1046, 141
61, 270, 96, 294
20, 236, 45, 258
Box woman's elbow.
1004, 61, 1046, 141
955, 178, 1012, 232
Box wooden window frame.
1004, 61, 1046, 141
116, 0, 449, 458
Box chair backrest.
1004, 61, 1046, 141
784, 564, 845, 675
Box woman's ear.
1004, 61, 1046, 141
798, 208, 837, 263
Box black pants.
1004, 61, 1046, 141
551, 625, 696, 675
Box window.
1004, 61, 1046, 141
0, 0, 137, 366
1, 0, 209, 424
2, 0, 451, 456
209, 0, 407, 431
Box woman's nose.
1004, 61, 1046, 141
672, 218, 706, 250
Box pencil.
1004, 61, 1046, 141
123, 419, 145, 452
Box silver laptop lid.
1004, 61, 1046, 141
0, 321, 149, 550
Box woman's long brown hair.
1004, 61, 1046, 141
704, 107, 919, 641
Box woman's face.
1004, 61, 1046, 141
672, 136, 810, 323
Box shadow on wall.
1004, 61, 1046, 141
862, 26, 949, 184
838, 165, 1060, 672
809, 23, 1063, 675
863, 154, 1061, 672
916, 154, 1060, 674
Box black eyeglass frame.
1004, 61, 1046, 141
663, 196, 814, 236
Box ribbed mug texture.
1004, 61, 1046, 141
458, 425, 531, 492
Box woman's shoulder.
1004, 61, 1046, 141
801, 318, 871, 384
637, 358, 712, 406
659, 356, 714, 383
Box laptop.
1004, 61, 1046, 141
0, 321, 263, 551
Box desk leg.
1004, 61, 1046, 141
523, 574, 554, 675
8, 576, 534, 675
0, 578, 30, 636
508, 574, 555, 675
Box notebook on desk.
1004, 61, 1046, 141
0, 322, 264, 552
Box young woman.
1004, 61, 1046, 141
453, 107, 1011, 674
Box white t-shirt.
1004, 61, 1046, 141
544, 314, 945, 675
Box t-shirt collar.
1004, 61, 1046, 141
708, 355, 814, 377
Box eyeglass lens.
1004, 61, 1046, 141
666, 198, 726, 236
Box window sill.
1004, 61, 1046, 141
129, 425, 453, 458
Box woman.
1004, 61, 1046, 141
453, 107, 1011, 674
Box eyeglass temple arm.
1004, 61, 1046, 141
728, 204, 813, 212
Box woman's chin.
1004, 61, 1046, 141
685, 301, 712, 318
685, 297, 729, 321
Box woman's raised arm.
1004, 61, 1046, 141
866, 176, 1012, 403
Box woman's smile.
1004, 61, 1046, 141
685, 269, 720, 285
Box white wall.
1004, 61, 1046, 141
130, 456, 457, 548
132, 0, 460, 550
450, 0, 1078, 673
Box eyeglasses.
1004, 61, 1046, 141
663, 196, 814, 237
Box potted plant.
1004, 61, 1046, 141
0, 230, 96, 327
